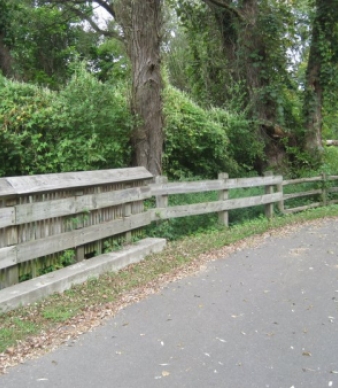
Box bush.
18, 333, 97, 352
0, 66, 132, 177
211, 108, 265, 174
162, 85, 239, 179
322, 147, 338, 174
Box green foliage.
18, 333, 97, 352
146, 184, 267, 241
0, 66, 132, 177
167, 1, 229, 107
88, 39, 130, 82
322, 147, 338, 174
211, 109, 265, 173
55, 64, 132, 171
163, 85, 239, 179
38, 250, 76, 276
5, 0, 100, 87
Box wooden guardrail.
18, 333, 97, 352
150, 172, 283, 226
0, 168, 153, 289
1, 169, 338, 289
282, 174, 338, 213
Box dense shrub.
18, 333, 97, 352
163, 85, 239, 179
1, 68, 261, 179
211, 109, 265, 174
322, 146, 338, 174
0, 67, 132, 177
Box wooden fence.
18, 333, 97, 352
0, 168, 153, 289
1, 169, 338, 289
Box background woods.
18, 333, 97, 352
0, 0, 338, 179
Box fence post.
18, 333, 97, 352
123, 202, 132, 243
264, 171, 274, 219
155, 176, 168, 209
277, 180, 284, 214
218, 172, 229, 226
5, 198, 19, 286
75, 191, 85, 262
321, 172, 328, 207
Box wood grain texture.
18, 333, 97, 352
283, 189, 322, 200
16, 212, 151, 264
0, 207, 15, 228
150, 176, 283, 196
0, 246, 16, 270
15, 186, 151, 224
152, 193, 282, 220
4, 167, 152, 195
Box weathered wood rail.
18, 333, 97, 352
282, 174, 338, 213
150, 172, 283, 224
1, 169, 338, 289
0, 168, 153, 289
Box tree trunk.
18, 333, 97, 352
302, 0, 336, 155
116, 0, 163, 177
207, 0, 285, 170
0, 32, 13, 77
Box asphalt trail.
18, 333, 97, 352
1, 219, 338, 388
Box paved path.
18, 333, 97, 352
1, 219, 338, 388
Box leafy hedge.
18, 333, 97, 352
1, 67, 259, 179
0, 66, 132, 177
162, 85, 239, 178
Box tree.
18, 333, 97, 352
175, 0, 295, 169
303, 0, 338, 156
34, 0, 164, 176
114, 0, 163, 176
0, 0, 15, 77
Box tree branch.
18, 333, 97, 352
69, 5, 122, 40
44, 1, 122, 41
93, 0, 116, 19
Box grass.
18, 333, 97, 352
1, 204, 338, 355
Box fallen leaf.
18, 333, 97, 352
302, 351, 311, 357
162, 371, 170, 377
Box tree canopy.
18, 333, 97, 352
1, 0, 338, 178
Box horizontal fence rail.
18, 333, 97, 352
1, 169, 338, 289
150, 173, 283, 223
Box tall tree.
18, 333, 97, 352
174, 0, 295, 169
303, 0, 338, 156
114, 0, 163, 175
0, 0, 15, 77
35, 0, 164, 176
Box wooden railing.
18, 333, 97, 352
282, 174, 338, 213
150, 172, 283, 226
0, 168, 153, 289
1, 169, 338, 289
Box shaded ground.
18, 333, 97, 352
1, 218, 338, 387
